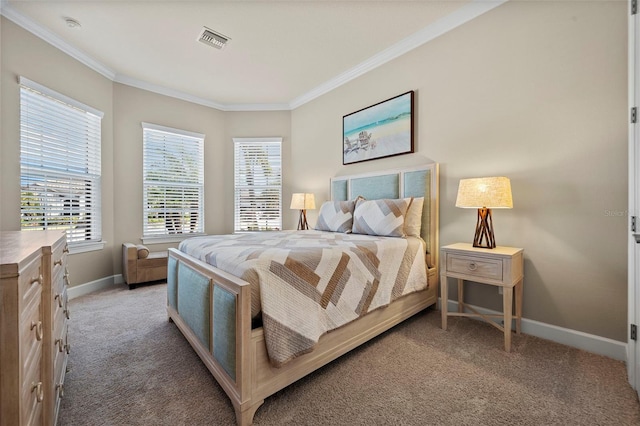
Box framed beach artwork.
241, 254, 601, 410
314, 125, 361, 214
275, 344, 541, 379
342, 90, 414, 165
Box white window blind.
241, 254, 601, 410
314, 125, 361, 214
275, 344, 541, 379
234, 138, 282, 232
20, 77, 103, 245
142, 123, 205, 239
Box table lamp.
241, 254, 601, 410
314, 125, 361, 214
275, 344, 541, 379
290, 193, 316, 230
455, 177, 513, 249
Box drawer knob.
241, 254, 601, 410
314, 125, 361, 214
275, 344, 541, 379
30, 274, 42, 285
65, 343, 71, 354
64, 268, 71, 286
56, 338, 64, 352
63, 245, 69, 254
56, 383, 65, 399
467, 262, 478, 271
54, 259, 63, 266
55, 293, 64, 308
32, 382, 44, 403
64, 307, 71, 320
31, 321, 43, 341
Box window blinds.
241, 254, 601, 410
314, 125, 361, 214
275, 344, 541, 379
142, 123, 205, 238
19, 77, 103, 244
233, 138, 282, 232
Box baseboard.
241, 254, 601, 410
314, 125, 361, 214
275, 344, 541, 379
443, 299, 627, 362
67, 274, 124, 300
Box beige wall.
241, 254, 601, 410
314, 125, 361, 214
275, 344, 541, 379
1, 18, 115, 286
292, 1, 628, 341
112, 83, 227, 273
113, 88, 292, 272
0, 0, 629, 342
1, 18, 292, 283
223, 111, 293, 232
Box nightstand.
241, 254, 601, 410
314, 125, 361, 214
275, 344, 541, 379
440, 243, 524, 352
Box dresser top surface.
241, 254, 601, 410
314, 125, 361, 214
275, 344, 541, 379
1, 231, 66, 276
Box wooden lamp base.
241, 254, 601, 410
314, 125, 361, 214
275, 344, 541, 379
473, 207, 496, 249
297, 209, 309, 230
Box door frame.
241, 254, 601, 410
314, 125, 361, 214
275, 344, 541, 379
628, 0, 639, 398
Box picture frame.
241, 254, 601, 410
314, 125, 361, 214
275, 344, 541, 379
342, 90, 414, 165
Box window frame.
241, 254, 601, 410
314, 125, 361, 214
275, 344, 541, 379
19, 76, 104, 253
233, 137, 283, 233
141, 122, 205, 244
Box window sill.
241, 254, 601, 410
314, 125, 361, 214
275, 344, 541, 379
69, 241, 106, 255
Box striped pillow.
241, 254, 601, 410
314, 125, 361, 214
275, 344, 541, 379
352, 198, 412, 237
315, 200, 356, 233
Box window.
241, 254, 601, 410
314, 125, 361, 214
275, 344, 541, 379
234, 138, 282, 232
20, 77, 103, 248
142, 123, 204, 240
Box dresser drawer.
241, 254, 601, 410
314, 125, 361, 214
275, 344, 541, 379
53, 324, 69, 410
18, 254, 42, 304
54, 325, 69, 378
52, 265, 66, 296
20, 341, 43, 426
446, 253, 503, 281
52, 280, 68, 329
20, 292, 43, 376
53, 291, 69, 339
51, 240, 67, 278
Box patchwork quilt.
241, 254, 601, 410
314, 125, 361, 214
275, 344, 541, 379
179, 230, 428, 367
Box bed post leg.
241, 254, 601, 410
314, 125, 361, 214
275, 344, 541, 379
235, 399, 264, 426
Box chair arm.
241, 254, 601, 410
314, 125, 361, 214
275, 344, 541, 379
122, 243, 138, 284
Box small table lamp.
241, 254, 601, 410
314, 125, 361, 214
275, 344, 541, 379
290, 193, 316, 230
455, 177, 513, 249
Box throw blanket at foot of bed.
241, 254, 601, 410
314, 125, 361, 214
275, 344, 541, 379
179, 230, 428, 367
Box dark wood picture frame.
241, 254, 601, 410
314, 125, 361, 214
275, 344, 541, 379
342, 90, 414, 165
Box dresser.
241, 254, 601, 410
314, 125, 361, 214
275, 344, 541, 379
0, 230, 70, 426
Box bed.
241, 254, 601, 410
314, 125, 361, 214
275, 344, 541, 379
166, 163, 439, 425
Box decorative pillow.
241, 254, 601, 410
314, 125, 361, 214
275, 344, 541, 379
315, 200, 356, 233
352, 198, 412, 237
136, 244, 150, 259
404, 197, 424, 238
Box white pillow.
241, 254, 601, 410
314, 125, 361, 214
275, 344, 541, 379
352, 198, 411, 237
404, 197, 424, 238
315, 200, 356, 233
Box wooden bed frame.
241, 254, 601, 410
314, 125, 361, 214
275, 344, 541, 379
167, 163, 439, 425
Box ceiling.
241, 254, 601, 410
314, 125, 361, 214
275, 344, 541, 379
1, 0, 502, 111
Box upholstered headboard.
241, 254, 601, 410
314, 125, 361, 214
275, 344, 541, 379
330, 163, 439, 268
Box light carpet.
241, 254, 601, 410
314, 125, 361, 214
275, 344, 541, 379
59, 283, 640, 425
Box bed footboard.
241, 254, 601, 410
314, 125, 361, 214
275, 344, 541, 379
167, 248, 259, 425
167, 248, 439, 426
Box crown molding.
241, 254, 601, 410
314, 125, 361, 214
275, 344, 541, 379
289, 0, 508, 109
114, 75, 290, 111
224, 103, 291, 112
2, 0, 508, 112
1, 0, 116, 80
113, 74, 228, 110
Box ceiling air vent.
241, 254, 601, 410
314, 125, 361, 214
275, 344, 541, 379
198, 27, 230, 50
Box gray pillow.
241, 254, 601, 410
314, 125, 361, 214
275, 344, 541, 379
315, 200, 356, 233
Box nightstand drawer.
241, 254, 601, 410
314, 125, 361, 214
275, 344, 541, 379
446, 254, 503, 281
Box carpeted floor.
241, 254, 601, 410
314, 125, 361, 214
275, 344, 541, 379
59, 283, 640, 426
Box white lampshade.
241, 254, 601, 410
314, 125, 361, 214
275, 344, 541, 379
455, 177, 513, 209
290, 193, 316, 210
